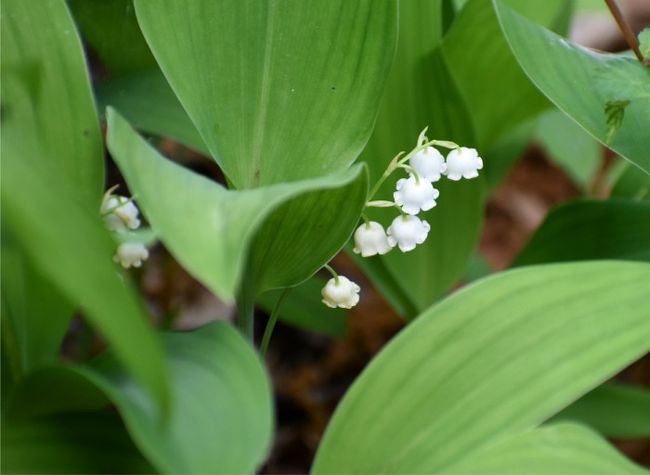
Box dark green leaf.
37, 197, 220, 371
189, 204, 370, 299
551, 383, 650, 439
611, 162, 650, 201
68, 0, 157, 75
96, 71, 208, 154
1, 413, 155, 474
514, 199, 650, 265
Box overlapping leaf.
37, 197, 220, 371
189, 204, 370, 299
552, 383, 650, 439
106, 109, 368, 303
4, 323, 273, 475
494, 0, 650, 174
1, 0, 168, 407
445, 423, 646, 474
134, 0, 398, 188
313, 261, 650, 473
1, 0, 103, 206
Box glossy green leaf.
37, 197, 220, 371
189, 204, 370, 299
106, 109, 368, 302
359, 0, 484, 315
134, 0, 398, 188
1, 413, 155, 474
495, 0, 650, 175
80, 323, 272, 474
537, 109, 602, 189
312, 261, 650, 473
1, 0, 103, 206
551, 383, 650, 439
258, 277, 347, 337
514, 199, 650, 265
96, 71, 208, 154
68, 0, 156, 75
445, 423, 647, 474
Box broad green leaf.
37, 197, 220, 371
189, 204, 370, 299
1, 231, 72, 375
96, 71, 209, 154
494, 0, 650, 175
134, 0, 398, 188
106, 109, 368, 302
551, 383, 650, 439
68, 0, 156, 75
514, 199, 650, 265
445, 422, 646, 474
2, 129, 169, 411
79, 323, 272, 474
1, 413, 155, 474
258, 277, 347, 337
359, 0, 484, 315
1, 0, 168, 407
441, 0, 560, 147
537, 109, 602, 190
611, 162, 650, 201
312, 261, 650, 473
1, 0, 103, 206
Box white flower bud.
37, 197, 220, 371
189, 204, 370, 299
321, 276, 360, 309
409, 146, 447, 182
113, 242, 149, 269
353, 221, 394, 257
393, 174, 440, 215
101, 195, 141, 233
445, 147, 483, 180
386, 215, 430, 252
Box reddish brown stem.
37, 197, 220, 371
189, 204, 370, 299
604, 0, 647, 65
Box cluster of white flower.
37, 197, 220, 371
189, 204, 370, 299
321, 128, 483, 309
101, 187, 149, 269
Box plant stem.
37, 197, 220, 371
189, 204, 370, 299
323, 264, 339, 283
367, 138, 458, 201
260, 288, 290, 356
604, 0, 647, 65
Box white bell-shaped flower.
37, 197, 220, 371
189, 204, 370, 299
445, 147, 483, 180
321, 276, 360, 309
113, 242, 149, 269
409, 146, 447, 182
101, 195, 141, 233
393, 174, 440, 215
353, 221, 394, 257
387, 215, 430, 252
